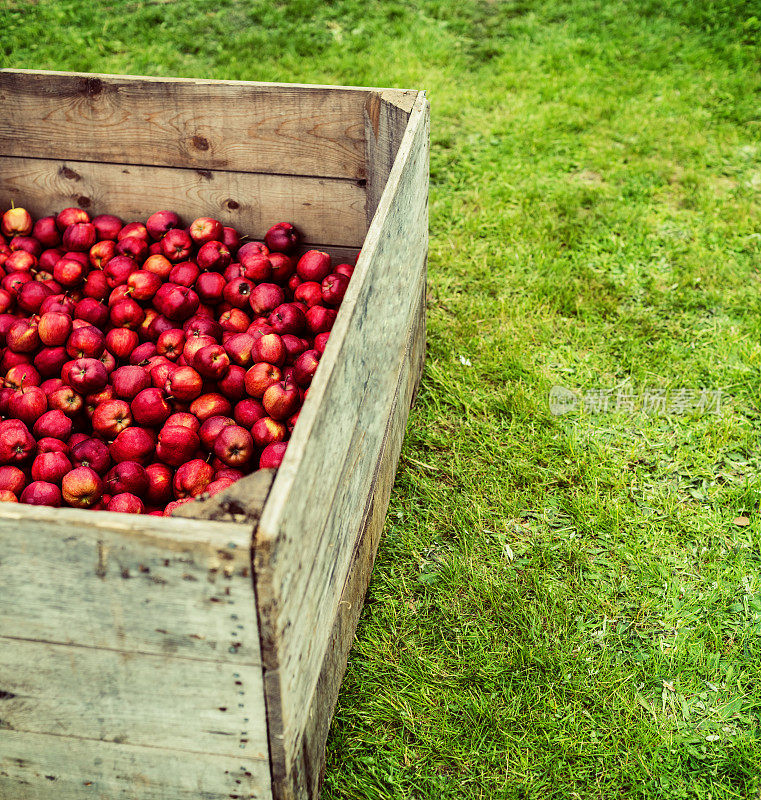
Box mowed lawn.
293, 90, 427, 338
3, 1, 761, 797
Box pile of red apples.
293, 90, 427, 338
0, 205, 354, 515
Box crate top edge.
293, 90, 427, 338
1, 68, 424, 111
0, 502, 252, 551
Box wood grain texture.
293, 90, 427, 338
254, 93, 429, 797
0, 730, 272, 800
0, 637, 268, 758
0, 506, 259, 663
364, 93, 416, 224
0, 70, 373, 179
290, 276, 426, 799
0, 156, 367, 248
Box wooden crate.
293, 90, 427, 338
0, 70, 428, 800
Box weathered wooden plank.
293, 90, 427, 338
364, 92, 415, 224
0, 730, 272, 800
254, 93, 429, 795
0, 637, 268, 759
0, 70, 375, 179
0, 506, 259, 664
290, 276, 426, 799
0, 156, 367, 248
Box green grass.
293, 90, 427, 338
3, 0, 761, 796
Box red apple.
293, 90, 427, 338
259, 441, 288, 469
314, 331, 330, 354
156, 425, 200, 466
0, 420, 35, 464
222, 277, 254, 309
294, 281, 323, 308
48, 386, 84, 417
173, 458, 214, 498
92, 399, 133, 439
31, 451, 72, 484
239, 254, 273, 283
165, 365, 203, 402
38, 311, 72, 346
154, 283, 199, 321
195, 271, 226, 305
110, 298, 145, 329
184, 316, 222, 341
251, 333, 286, 367
145, 462, 173, 505
213, 425, 254, 468
32, 216, 61, 247
238, 241, 269, 261
75, 297, 109, 329
33, 409, 73, 441
36, 436, 69, 454
198, 415, 236, 450
252, 416, 287, 449
127, 269, 162, 301
244, 362, 282, 399
62, 466, 103, 508
169, 260, 200, 287
269, 303, 307, 336
264, 222, 300, 254
66, 325, 106, 359
194, 344, 230, 380
161, 228, 193, 262
305, 305, 337, 335
108, 493, 144, 514
2, 207, 33, 237
250, 283, 285, 316
146, 210, 181, 241
118, 222, 148, 242
189, 217, 223, 246
297, 250, 331, 282
218, 308, 250, 333
111, 365, 151, 400
165, 412, 200, 431
218, 364, 246, 401
6, 249, 37, 274
222, 226, 241, 252
5, 363, 40, 389
0, 465, 26, 494
105, 327, 139, 360
66, 358, 108, 394
33, 346, 68, 378
9, 385, 47, 426
321, 272, 350, 306
197, 240, 231, 272
143, 253, 174, 279
6, 319, 39, 353
189, 392, 232, 421
92, 214, 124, 241
131, 388, 171, 427
21, 481, 62, 507
109, 427, 155, 465
269, 252, 296, 284
63, 222, 97, 252
71, 438, 112, 475
106, 461, 149, 497
263, 378, 300, 421
234, 398, 266, 428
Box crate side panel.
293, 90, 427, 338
0, 637, 268, 758
255, 95, 429, 779
290, 277, 426, 799
364, 93, 415, 224
0, 156, 367, 249
0, 511, 260, 663
0, 70, 369, 180
0, 730, 271, 800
